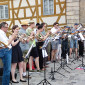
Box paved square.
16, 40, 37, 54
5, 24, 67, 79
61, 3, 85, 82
10, 57, 85, 85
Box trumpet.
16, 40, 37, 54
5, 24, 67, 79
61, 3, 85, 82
18, 33, 36, 41
6, 30, 13, 37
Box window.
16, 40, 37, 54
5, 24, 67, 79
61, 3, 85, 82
0, 5, 9, 19
43, 0, 54, 15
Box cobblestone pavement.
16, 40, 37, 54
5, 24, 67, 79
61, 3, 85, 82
10, 57, 85, 85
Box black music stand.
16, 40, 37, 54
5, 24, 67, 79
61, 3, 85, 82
55, 32, 73, 74
71, 50, 82, 64
37, 38, 51, 85
25, 42, 35, 85
49, 59, 66, 79
56, 56, 73, 74
74, 40, 85, 71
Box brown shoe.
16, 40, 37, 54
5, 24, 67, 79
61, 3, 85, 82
23, 75, 31, 79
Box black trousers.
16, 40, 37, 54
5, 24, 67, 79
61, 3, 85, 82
37, 42, 44, 69
61, 38, 69, 59
78, 40, 84, 56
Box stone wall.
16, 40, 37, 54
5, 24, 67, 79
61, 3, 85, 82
80, 0, 85, 26
66, 0, 79, 26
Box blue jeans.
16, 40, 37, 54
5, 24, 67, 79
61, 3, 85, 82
0, 48, 12, 85
70, 39, 78, 48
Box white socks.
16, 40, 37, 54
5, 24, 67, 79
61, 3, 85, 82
23, 72, 26, 76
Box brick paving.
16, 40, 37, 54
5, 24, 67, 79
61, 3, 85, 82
10, 56, 85, 85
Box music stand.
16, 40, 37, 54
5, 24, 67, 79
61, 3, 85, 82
49, 37, 66, 79
74, 39, 85, 71
71, 50, 82, 64
25, 41, 35, 85
37, 37, 51, 85
71, 32, 84, 64
55, 32, 73, 74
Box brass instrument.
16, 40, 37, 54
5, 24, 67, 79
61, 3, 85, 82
6, 30, 13, 37
35, 32, 44, 42
0, 41, 8, 48
50, 26, 64, 41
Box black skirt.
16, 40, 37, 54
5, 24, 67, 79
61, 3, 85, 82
30, 47, 39, 58
12, 39, 23, 63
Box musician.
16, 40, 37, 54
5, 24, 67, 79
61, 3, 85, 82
41, 22, 47, 36
0, 22, 17, 85
69, 23, 79, 58
51, 22, 60, 62
36, 24, 50, 70
56, 32, 62, 61
34, 23, 40, 43
61, 26, 70, 59
26, 20, 40, 71
11, 25, 27, 83
19, 20, 31, 78
78, 28, 85, 57
34, 23, 40, 34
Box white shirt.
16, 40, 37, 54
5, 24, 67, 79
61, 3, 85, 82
51, 27, 57, 34
51, 27, 59, 39
0, 29, 11, 49
34, 28, 37, 34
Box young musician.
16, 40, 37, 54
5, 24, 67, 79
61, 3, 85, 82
69, 23, 79, 58
0, 22, 17, 85
11, 25, 26, 83
26, 20, 40, 71
41, 22, 47, 36
51, 22, 60, 62
61, 26, 70, 59
34, 23, 40, 34
36, 24, 50, 70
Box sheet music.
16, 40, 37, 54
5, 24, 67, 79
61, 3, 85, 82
42, 49, 48, 58
25, 40, 35, 58
79, 33, 85, 41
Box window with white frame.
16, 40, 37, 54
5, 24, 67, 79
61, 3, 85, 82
43, 0, 54, 15
0, 5, 9, 19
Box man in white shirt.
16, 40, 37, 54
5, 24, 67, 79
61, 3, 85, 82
0, 22, 17, 85
51, 22, 60, 62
